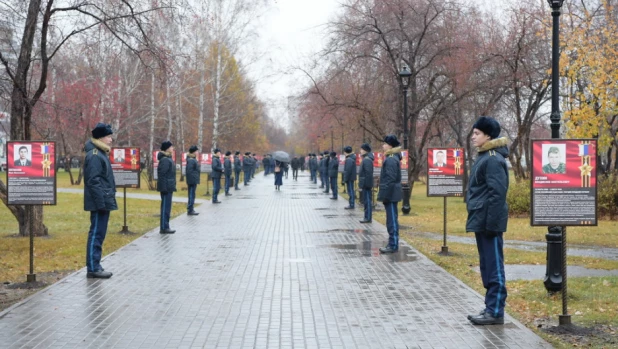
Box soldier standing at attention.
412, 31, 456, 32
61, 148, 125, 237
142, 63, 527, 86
83, 123, 117, 278
186, 145, 200, 215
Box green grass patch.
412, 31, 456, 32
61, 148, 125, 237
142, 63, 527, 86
0, 193, 187, 283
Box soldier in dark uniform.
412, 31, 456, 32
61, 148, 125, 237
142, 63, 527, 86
157, 140, 177, 234
322, 151, 331, 194
211, 148, 223, 203
466, 116, 509, 326
318, 153, 325, 188
377, 135, 403, 254
83, 123, 117, 278
299, 154, 306, 172
328, 151, 339, 199
243, 152, 252, 186
343, 146, 357, 209
224, 151, 233, 196
542, 146, 566, 174
186, 145, 200, 215
358, 143, 374, 223
234, 151, 242, 190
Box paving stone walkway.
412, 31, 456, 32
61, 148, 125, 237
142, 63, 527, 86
0, 172, 551, 348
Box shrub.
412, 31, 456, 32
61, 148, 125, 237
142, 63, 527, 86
507, 179, 530, 216
598, 171, 618, 218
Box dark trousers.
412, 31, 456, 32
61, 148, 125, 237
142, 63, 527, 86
330, 177, 338, 198
324, 174, 330, 193
384, 202, 399, 249
264, 166, 269, 176
224, 174, 231, 194
475, 232, 507, 318
212, 177, 221, 201
319, 171, 324, 187
244, 170, 250, 185
362, 188, 372, 221
346, 181, 355, 207
292, 168, 298, 180
86, 210, 110, 272
160, 192, 173, 230
310, 169, 317, 183
187, 184, 197, 212
234, 170, 241, 189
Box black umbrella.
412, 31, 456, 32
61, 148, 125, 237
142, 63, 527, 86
272, 151, 290, 163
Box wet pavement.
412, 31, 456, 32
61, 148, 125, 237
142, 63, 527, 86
1, 173, 551, 348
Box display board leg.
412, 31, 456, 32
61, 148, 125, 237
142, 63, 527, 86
119, 188, 134, 234
440, 197, 449, 255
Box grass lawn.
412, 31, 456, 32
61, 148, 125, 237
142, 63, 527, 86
0, 192, 186, 283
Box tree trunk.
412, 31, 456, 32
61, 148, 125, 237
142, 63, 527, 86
212, 45, 222, 152
198, 64, 205, 150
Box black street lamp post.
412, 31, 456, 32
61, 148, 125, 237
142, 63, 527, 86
399, 64, 412, 215
544, 0, 565, 294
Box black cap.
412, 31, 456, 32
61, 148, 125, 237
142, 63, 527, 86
160, 140, 173, 151
92, 123, 113, 139
330, 151, 336, 157
383, 134, 400, 147
225, 151, 232, 156
189, 145, 198, 153
472, 116, 501, 139
361, 143, 372, 152
213, 148, 221, 154
235, 151, 240, 155
343, 146, 353, 154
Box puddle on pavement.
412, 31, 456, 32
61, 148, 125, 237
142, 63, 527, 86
235, 196, 256, 199
307, 229, 373, 235
323, 243, 418, 262
314, 208, 330, 210
323, 214, 339, 218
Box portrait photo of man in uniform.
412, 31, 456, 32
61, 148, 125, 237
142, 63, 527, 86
433, 150, 446, 167
542, 145, 566, 174
113, 149, 125, 164
14, 145, 32, 166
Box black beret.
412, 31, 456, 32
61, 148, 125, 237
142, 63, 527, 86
472, 116, 501, 139
92, 123, 113, 139
160, 140, 173, 151
189, 145, 198, 153
383, 134, 400, 147
361, 143, 372, 152
225, 151, 231, 156
343, 146, 353, 153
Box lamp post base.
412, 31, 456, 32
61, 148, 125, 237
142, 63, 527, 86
26, 274, 36, 283
544, 226, 564, 292
402, 183, 411, 215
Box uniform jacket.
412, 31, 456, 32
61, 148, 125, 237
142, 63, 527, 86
186, 153, 201, 185
262, 157, 270, 168
318, 157, 325, 172
328, 156, 339, 178
377, 147, 403, 203
211, 155, 224, 179
309, 157, 318, 171
157, 150, 177, 193
343, 153, 357, 183
234, 155, 242, 172
466, 137, 509, 234
243, 156, 253, 172
358, 152, 374, 189
224, 157, 232, 176
83, 138, 118, 211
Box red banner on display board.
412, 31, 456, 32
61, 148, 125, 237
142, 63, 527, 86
110, 147, 140, 188
531, 139, 597, 226
426, 148, 465, 197
6, 141, 56, 205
